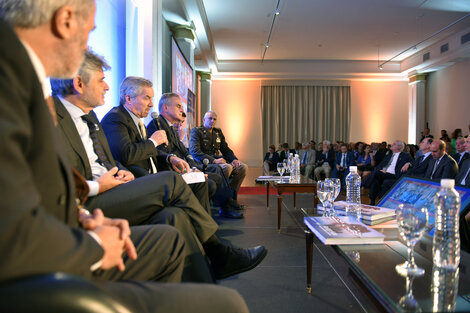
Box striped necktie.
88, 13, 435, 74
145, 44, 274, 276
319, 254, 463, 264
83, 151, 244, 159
138, 119, 157, 174
81, 114, 114, 170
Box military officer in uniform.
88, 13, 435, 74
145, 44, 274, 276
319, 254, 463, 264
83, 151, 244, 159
190, 111, 248, 200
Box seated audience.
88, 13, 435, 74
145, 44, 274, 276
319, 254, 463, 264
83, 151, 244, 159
451, 137, 469, 168
455, 136, 470, 187
278, 142, 295, 163
424, 140, 458, 180
362, 140, 412, 205
373, 141, 389, 167
450, 128, 463, 154
420, 127, 433, 142
314, 140, 335, 180
263, 144, 280, 175
332, 143, 355, 185
440, 129, 451, 143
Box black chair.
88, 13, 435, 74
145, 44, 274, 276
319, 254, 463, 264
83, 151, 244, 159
0, 273, 131, 313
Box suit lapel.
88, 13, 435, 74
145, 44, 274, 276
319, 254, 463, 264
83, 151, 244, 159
54, 97, 94, 179
89, 110, 117, 167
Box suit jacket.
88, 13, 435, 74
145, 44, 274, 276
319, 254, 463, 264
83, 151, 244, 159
54, 97, 126, 180
451, 151, 470, 168
300, 149, 316, 166
101, 105, 170, 176
377, 152, 413, 178
189, 126, 237, 163
0, 20, 102, 281
424, 153, 459, 180
455, 158, 470, 187
146, 114, 198, 168
406, 153, 432, 178
334, 151, 355, 169
317, 149, 336, 168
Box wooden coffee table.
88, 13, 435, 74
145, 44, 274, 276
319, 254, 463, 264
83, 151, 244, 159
266, 176, 317, 232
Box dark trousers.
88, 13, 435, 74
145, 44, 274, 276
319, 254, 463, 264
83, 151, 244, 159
368, 170, 396, 203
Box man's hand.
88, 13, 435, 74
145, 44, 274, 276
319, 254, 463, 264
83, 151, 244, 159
170, 156, 190, 173
94, 225, 135, 271
115, 170, 134, 182
80, 209, 132, 241
150, 130, 168, 146
231, 159, 241, 167
97, 167, 124, 193
213, 158, 226, 164
401, 162, 411, 173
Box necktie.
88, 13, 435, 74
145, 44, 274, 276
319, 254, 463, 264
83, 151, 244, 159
138, 119, 157, 174
418, 155, 424, 164
81, 114, 114, 170
431, 159, 440, 179
462, 167, 470, 186
301, 151, 308, 164
342, 153, 346, 167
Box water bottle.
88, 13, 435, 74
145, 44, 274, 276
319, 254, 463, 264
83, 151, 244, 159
345, 166, 361, 220
295, 153, 300, 182
433, 179, 460, 269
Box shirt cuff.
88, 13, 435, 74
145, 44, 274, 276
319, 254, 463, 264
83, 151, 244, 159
87, 180, 100, 197
87, 231, 103, 272
149, 138, 158, 147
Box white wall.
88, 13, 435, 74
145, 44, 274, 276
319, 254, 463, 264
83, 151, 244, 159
427, 58, 470, 138
211, 80, 262, 167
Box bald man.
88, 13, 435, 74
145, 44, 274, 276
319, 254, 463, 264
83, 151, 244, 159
424, 140, 458, 180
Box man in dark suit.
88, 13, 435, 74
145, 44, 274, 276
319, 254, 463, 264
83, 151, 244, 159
140, 92, 245, 218
51, 52, 266, 281
451, 137, 469, 168
402, 137, 433, 177
278, 142, 296, 163
331, 143, 355, 185
190, 111, 248, 199
424, 140, 458, 180
0, 1, 249, 312
363, 140, 413, 205
314, 140, 336, 180
456, 136, 470, 187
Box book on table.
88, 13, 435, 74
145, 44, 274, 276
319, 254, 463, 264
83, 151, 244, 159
304, 216, 385, 245
256, 175, 290, 181
317, 201, 396, 225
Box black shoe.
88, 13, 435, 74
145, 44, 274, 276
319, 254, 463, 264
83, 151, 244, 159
227, 198, 246, 210
219, 207, 244, 219
213, 245, 267, 279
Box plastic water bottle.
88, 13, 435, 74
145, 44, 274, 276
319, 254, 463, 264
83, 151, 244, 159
433, 179, 460, 269
345, 166, 361, 219
295, 154, 300, 182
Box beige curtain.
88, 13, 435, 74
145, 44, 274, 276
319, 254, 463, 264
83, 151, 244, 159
261, 85, 351, 150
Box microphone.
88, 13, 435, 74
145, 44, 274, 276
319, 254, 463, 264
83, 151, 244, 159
182, 112, 186, 118
150, 111, 167, 147
202, 158, 209, 173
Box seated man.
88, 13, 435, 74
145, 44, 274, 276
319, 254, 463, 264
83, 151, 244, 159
51, 51, 266, 281
105, 89, 243, 219
263, 144, 279, 175
300, 142, 316, 178
424, 140, 459, 180
331, 143, 355, 185
278, 142, 295, 163
0, 1, 249, 312
402, 137, 433, 177
314, 140, 335, 180
456, 136, 470, 187
190, 111, 248, 200
451, 137, 469, 168
363, 140, 412, 205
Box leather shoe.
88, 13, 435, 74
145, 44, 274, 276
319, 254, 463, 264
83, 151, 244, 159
213, 245, 267, 279
219, 207, 244, 219
227, 198, 246, 210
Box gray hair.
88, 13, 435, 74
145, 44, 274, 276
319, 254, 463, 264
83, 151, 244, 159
158, 92, 180, 113
0, 0, 94, 28
51, 49, 110, 96
204, 111, 217, 118
395, 140, 405, 152
119, 76, 152, 105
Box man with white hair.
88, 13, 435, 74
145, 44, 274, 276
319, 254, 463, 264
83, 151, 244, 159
363, 140, 412, 205
314, 140, 335, 180
0, 1, 249, 312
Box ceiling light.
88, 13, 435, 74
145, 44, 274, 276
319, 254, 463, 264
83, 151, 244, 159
265, 43, 270, 48
379, 66, 383, 70
275, 9, 280, 15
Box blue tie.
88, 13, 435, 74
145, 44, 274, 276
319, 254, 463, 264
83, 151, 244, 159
301, 151, 308, 164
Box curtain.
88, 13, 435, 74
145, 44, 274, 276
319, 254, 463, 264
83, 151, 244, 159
261, 85, 351, 150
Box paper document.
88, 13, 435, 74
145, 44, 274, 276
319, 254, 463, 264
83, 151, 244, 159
181, 172, 205, 184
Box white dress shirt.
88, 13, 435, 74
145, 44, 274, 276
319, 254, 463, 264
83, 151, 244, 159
386, 153, 400, 175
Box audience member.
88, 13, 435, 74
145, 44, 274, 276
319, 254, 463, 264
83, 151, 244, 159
263, 144, 280, 175
363, 140, 412, 205
314, 140, 335, 180
373, 141, 389, 167
300, 142, 316, 178
332, 143, 355, 185
424, 140, 458, 180
455, 136, 470, 187
440, 129, 451, 143
0, 1, 249, 311
294, 141, 302, 156
403, 137, 433, 178
450, 128, 463, 154
190, 111, 248, 200
451, 137, 469, 168
357, 144, 374, 180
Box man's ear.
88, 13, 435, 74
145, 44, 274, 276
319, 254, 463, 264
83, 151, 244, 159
73, 76, 84, 94
50, 5, 77, 39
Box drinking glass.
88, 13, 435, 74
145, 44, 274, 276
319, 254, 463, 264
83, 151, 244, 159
317, 180, 335, 217
395, 204, 428, 276
277, 163, 285, 177
326, 178, 341, 202
283, 160, 290, 175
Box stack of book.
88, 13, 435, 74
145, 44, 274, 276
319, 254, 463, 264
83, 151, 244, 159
316, 201, 396, 225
